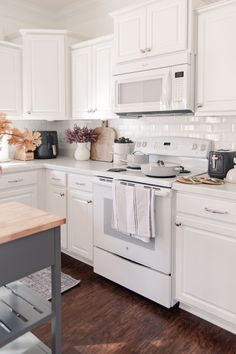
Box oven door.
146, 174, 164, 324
114, 68, 172, 114
93, 178, 172, 275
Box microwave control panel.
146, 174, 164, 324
172, 65, 189, 110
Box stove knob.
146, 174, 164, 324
142, 142, 147, 147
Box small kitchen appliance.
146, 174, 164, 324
208, 150, 236, 179
34, 131, 58, 159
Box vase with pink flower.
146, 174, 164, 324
64, 125, 97, 161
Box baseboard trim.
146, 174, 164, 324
180, 302, 236, 335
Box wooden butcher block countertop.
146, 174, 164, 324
0, 202, 66, 245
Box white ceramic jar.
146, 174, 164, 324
225, 159, 236, 183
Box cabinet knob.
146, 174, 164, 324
60, 193, 65, 197
27, 111, 31, 115
197, 104, 203, 108
87, 200, 92, 204
146, 48, 151, 52
175, 222, 182, 227
140, 49, 146, 54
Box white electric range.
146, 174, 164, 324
93, 137, 212, 308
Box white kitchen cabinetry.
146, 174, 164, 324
0, 171, 38, 207
45, 170, 67, 250
197, 1, 236, 115
72, 35, 114, 119
111, 0, 188, 64
175, 192, 236, 334
21, 30, 69, 120
67, 174, 93, 264
0, 42, 22, 118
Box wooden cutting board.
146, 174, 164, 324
91, 121, 116, 162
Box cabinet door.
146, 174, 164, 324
46, 185, 67, 250
176, 219, 236, 324
197, 2, 236, 114
92, 41, 113, 117
146, 0, 187, 57
114, 7, 146, 63
0, 44, 22, 118
23, 34, 66, 120
72, 46, 92, 119
0, 187, 37, 207
68, 190, 93, 262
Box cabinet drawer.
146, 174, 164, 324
177, 193, 236, 225
0, 171, 38, 189
68, 174, 93, 192
47, 170, 66, 187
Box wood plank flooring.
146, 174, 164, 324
35, 254, 236, 354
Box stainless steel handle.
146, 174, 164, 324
52, 177, 62, 181
204, 207, 228, 215
55, 192, 65, 197
75, 182, 86, 186
175, 222, 182, 227
8, 179, 23, 183
140, 49, 146, 53
197, 104, 203, 108
146, 48, 151, 52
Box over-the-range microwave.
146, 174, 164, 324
114, 64, 193, 116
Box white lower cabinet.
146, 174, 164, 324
67, 174, 93, 264
0, 171, 38, 207
46, 185, 67, 249
68, 190, 93, 263
0, 186, 37, 207
175, 192, 236, 334
45, 170, 67, 250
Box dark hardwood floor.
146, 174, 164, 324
35, 254, 236, 354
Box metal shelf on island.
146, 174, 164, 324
0, 332, 51, 353
0, 281, 52, 348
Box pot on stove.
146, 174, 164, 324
141, 160, 182, 177
127, 151, 149, 168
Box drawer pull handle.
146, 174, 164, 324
8, 179, 23, 183
204, 207, 228, 215
52, 177, 62, 181
87, 200, 92, 204
175, 222, 182, 227
75, 182, 86, 186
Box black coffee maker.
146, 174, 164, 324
34, 131, 58, 159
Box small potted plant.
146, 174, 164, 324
65, 125, 97, 161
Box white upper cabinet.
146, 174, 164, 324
146, 0, 187, 57
21, 30, 68, 120
0, 42, 22, 119
111, 0, 188, 64
113, 7, 146, 63
72, 35, 114, 119
72, 46, 92, 118
197, 1, 236, 115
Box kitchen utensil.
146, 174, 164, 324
208, 150, 236, 179
225, 158, 236, 183
91, 121, 116, 162
127, 151, 149, 168
141, 160, 182, 177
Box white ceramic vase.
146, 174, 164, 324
74, 142, 91, 161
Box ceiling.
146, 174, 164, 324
19, 0, 221, 12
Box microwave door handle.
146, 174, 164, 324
165, 70, 172, 109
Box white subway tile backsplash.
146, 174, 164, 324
9, 115, 236, 153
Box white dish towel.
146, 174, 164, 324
133, 187, 155, 243
112, 181, 156, 242
112, 180, 136, 235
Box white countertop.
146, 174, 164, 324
1, 158, 236, 200
0, 158, 115, 175
173, 179, 236, 201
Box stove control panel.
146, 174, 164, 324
134, 137, 212, 158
